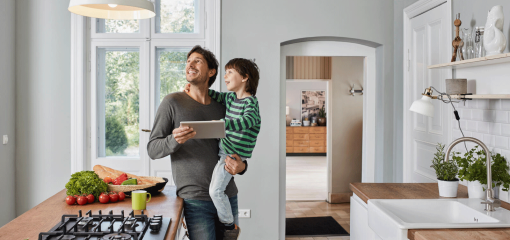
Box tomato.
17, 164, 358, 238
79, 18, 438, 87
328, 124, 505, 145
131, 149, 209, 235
86, 194, 95, 204
65, 195, 76, 205
99, 193, 110, 204
109, 192, 119, 203
104, 177, 113, 184
77, 196, 88, 205
118, 192, 126, 201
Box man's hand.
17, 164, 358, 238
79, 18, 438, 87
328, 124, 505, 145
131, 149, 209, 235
225, 154, 246, 175
172, 126, 196, 144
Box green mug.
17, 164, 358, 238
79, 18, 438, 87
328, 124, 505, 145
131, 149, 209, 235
132, 190, 151, 210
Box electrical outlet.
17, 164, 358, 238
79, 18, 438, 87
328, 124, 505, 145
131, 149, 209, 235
238, 209, 251, 218
2, 135, 7, 145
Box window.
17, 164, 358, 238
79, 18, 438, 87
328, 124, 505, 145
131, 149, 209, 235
80, 0, 220, 177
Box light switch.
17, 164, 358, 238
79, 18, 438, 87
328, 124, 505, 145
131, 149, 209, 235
3, 135, 7, 145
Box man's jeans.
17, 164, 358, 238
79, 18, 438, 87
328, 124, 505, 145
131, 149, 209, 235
183, 195, 239, 240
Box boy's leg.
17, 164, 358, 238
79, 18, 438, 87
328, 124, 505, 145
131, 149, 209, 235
210, 157, 235, 226
183, 198, 218, 240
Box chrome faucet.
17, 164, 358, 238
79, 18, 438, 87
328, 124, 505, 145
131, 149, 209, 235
445, 137, 501, 211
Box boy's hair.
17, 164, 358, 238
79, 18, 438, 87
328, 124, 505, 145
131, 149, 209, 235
187, 45, 219, 87
225, 58, 260, 96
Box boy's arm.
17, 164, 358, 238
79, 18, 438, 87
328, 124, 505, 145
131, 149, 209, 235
224, 100, 261, 131
209, 89, 230, 106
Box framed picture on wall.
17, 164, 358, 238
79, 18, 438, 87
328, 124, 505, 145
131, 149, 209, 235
301, 90, 326, 123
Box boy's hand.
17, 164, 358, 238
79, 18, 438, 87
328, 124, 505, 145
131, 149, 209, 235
225, 154, 246, 175
183, 83, 191, 93
172, 126, 196, 144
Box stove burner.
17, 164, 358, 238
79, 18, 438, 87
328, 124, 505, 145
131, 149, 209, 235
60, 236, 76, 240
103, 233, 132, 240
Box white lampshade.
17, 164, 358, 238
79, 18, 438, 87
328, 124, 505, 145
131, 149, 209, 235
286, 106, 290, 115
409, 95, 434, 118
69, 0, 155, 20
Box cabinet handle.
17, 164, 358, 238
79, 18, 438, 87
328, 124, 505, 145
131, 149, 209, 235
141, 129, 151, 132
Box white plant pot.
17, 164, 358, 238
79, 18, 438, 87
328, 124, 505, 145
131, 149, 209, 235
467, 180, 486, 199
437, 179, 459, 197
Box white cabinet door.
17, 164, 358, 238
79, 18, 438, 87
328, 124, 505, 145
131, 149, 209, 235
351, 193, 381, 240
404, 3, 451, 183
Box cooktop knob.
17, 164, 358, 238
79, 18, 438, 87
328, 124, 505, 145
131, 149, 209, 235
150, 222, 161, 232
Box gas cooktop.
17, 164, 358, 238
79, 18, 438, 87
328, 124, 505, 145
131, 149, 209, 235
38, 209, 171, 240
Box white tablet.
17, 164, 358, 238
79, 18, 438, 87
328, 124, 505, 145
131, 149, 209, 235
180, 120, 226, 139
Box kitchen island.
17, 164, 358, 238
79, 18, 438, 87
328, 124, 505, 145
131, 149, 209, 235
0, 186, 184, 240
350, 183, 510, 240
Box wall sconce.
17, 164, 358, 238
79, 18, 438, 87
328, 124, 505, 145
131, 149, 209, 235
409, 87, 435, 117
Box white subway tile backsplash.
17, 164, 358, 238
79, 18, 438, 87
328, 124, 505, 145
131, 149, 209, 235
461, 109, 472, 120
501, 100, 510, 111
472, 132, 484, 141
495, 111, 509, 123
500, 149, 510, 160
483, 110, 495, 122
484, 134, 495, 147
490, 99, 501, 110
471, 109, 483, 121
478, 122, 490, 134
490, 123, 502, 135
466, 100, 477, 109
452, 120, 459, 129
452, 129, 462, 139
502, 124, 510, 137
477, 100, 489, 109
495, 136, 509, 149
466, 120, 477, 132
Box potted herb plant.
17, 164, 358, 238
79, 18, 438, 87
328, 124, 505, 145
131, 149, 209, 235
431, 143, 459, 197
318, 105, 326, 126
452, 146, 510, 199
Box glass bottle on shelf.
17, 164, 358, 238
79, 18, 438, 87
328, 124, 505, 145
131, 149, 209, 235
474, 26, 485, 58
461, 28, 474, 60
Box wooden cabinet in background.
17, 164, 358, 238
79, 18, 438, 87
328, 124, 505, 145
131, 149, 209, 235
286, 126, 327, 154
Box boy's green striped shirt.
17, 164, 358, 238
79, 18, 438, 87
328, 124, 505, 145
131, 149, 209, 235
209, 89, 261, 158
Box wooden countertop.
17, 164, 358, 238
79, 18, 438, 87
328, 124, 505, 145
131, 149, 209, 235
349, 183, 510, 240
0, 186, 183, 240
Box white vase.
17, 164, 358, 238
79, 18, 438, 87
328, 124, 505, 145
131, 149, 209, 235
467, 180, 486, 199
484, 5, 507, 56
437, 179, 459, 197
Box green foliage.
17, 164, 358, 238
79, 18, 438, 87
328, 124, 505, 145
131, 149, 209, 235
160, 0, 195, 33
106, 115, 128, 154
158, 50, 189, 102
319, 105, 326, 118
104, 19, 139, 33
65, 171, 108, 199
431, 143, 458, 181
453, 146, 510, 191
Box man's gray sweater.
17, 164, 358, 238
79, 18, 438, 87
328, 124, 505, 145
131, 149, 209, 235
147, 92, 238, 201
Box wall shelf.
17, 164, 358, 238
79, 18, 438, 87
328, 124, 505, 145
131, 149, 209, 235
431, 94, 510, 100
428, 53, 510, 69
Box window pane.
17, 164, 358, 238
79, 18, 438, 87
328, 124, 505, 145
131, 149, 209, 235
156, 47, 190, 106
156, 0, 199, 34
98, 48, 140, 157
97, 19, 140, 33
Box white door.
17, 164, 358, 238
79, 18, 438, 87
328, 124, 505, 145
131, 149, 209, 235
404, 3, 452, 183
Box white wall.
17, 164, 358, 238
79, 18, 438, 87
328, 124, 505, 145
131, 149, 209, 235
286, 81, 327, 121
0, 0, 16, 228
221, 1, 394, 239
15, 0, 71, 215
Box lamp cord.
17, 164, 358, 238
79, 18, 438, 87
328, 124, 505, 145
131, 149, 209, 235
430, 86, 469, 153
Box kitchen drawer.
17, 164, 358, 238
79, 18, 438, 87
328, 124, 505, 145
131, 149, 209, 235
309, 127, 326, 134
293, 134, 309, 140
293, 127, 309, 134
286, 127, 294, 133
310, 134, 325, 140
286, 147, 294, 153
310, 147, 325, 153
310, 140, 324, 147
286, 133, 293, 140
294, 140, 309, 147
286, 139, 294, 147
294, 147, 310, 153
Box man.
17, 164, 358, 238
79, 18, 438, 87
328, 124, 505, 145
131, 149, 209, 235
147, 45, 247, 240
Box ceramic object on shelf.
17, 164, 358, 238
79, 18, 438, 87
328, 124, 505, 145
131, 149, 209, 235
445, 79, 467, 95
303, 120, 310, 127
437, 179, 459, 198
318, 117, 326, 126
484, 5, 506, 56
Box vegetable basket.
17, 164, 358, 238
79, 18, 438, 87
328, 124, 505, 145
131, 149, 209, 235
108, 177, 168, 197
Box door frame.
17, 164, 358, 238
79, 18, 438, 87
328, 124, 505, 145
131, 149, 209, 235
403, 0, 452, 182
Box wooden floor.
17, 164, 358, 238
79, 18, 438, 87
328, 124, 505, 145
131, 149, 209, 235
286, 156, 327, 201
286, 156, 350, 240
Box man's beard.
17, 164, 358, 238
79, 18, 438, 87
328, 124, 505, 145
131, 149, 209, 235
187, 75, 209, 87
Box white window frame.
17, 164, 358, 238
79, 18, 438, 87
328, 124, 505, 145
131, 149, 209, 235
70, 0, 221, 174
152, 0, 205, 39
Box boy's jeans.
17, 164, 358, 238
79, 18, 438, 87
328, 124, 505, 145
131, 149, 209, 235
210, 142, 247, 225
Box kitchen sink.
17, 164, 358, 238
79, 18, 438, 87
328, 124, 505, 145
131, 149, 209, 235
367, 199, 510, 240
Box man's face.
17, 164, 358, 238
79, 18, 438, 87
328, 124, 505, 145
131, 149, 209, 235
186, 52, 215, 86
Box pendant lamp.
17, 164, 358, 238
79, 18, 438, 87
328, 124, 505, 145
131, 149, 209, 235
69, 0, 156, 20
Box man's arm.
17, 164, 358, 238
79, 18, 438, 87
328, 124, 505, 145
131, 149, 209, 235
225, 155, 248, 175
209, 89, 230, 106
147, 97, 195, 159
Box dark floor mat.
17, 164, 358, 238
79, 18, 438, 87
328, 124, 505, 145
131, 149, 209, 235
286, 216, 350, 236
